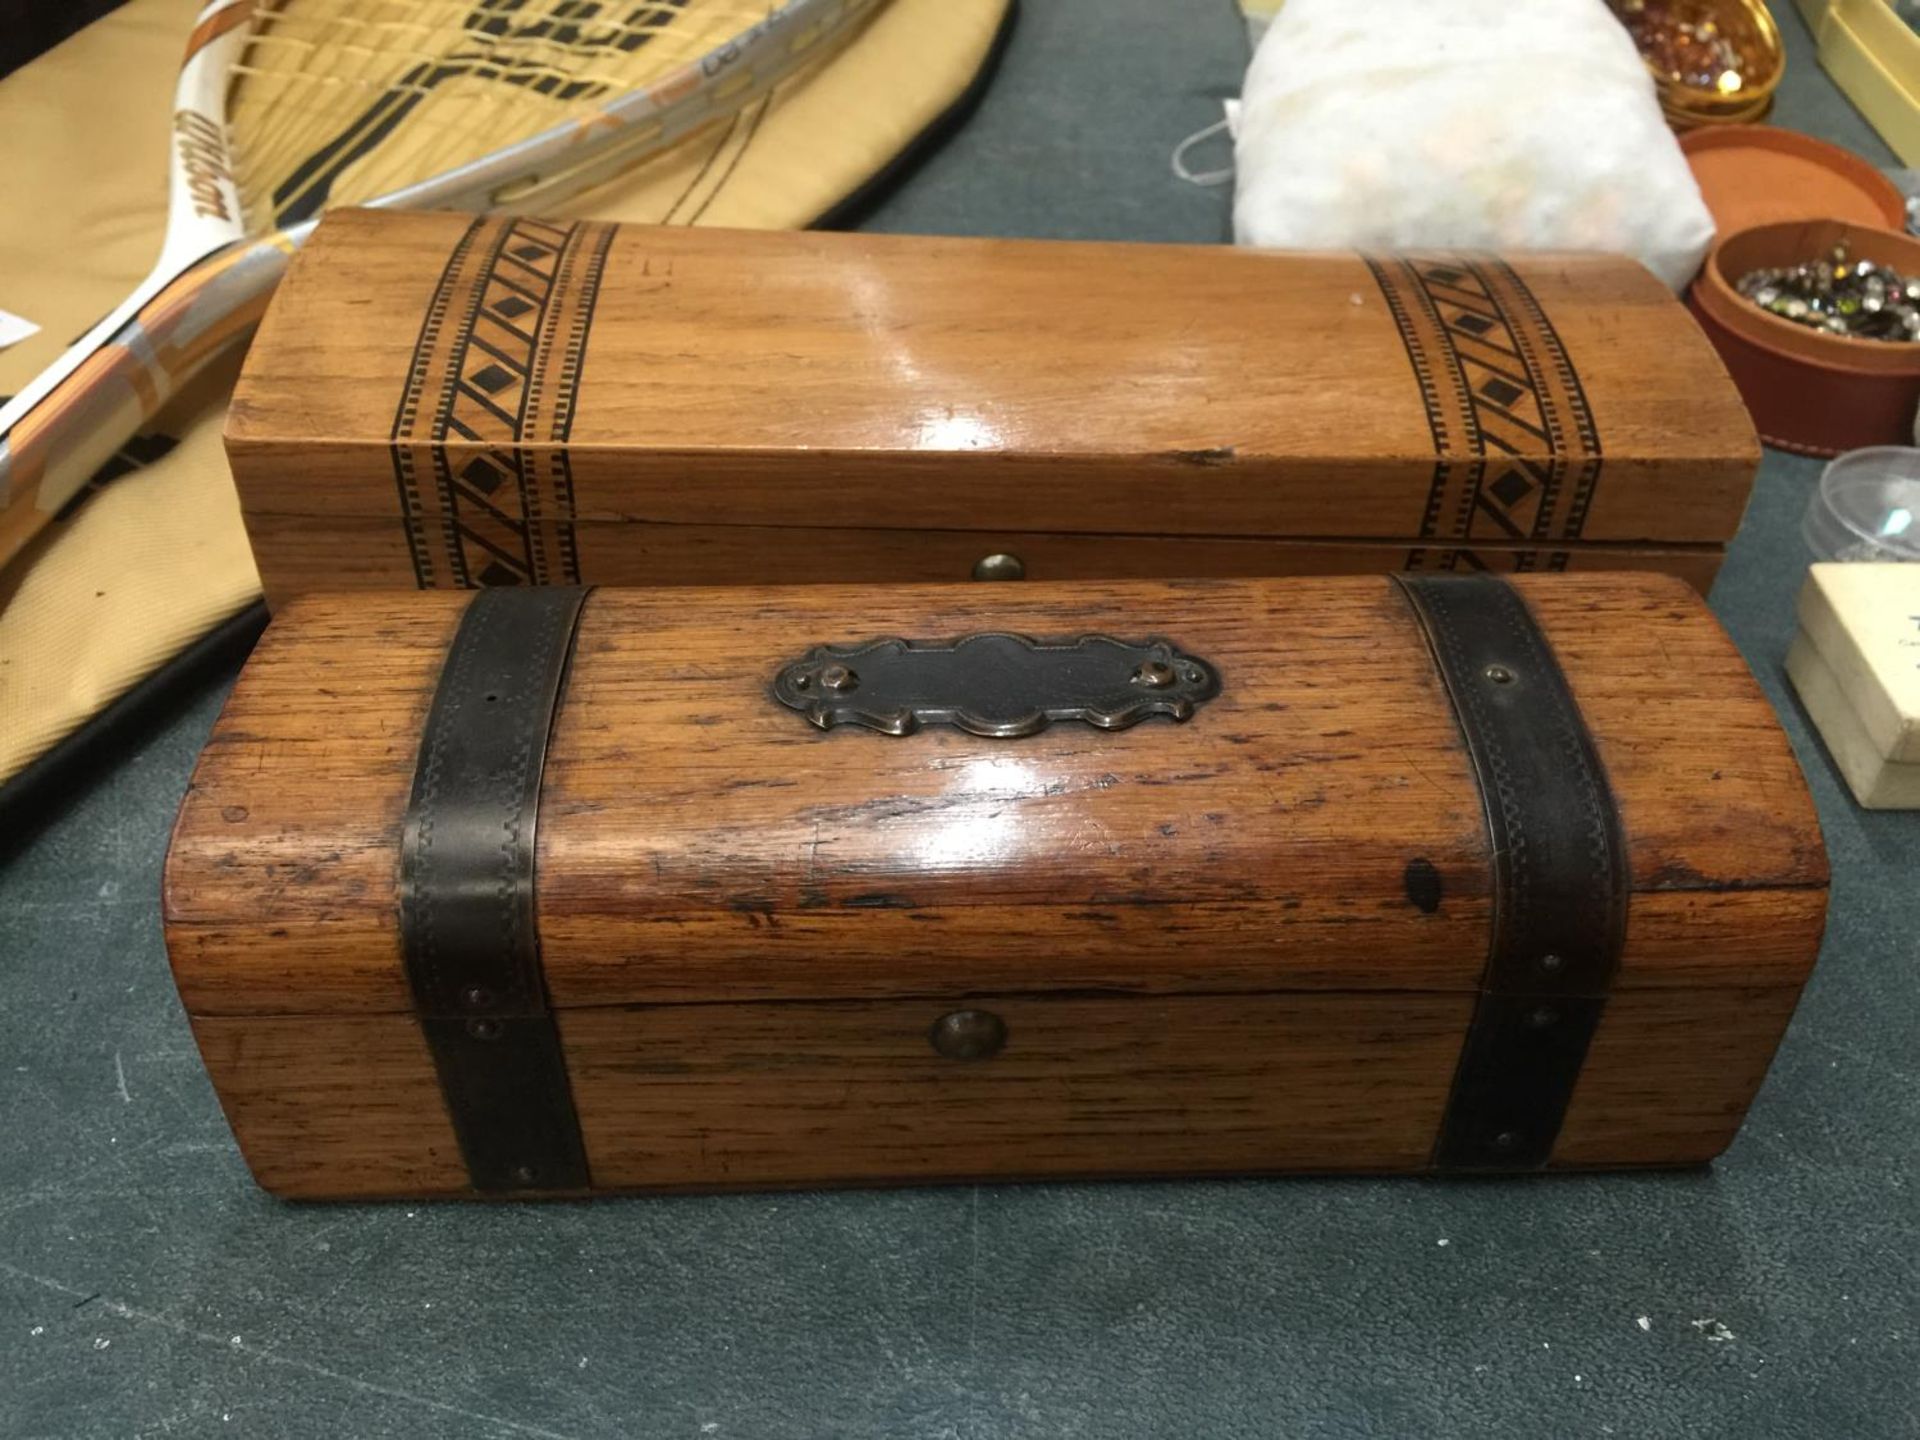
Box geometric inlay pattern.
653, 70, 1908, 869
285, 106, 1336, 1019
389, 214, 617, 590
1365, 255, 1605, 578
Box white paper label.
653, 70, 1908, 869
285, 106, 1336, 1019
0, 308, 41, 351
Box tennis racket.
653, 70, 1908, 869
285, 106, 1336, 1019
0, 0, 881, 569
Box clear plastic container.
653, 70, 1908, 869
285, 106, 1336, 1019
1803, 446, 1920, 561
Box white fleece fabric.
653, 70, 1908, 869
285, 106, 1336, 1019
1231, 0, 1716, 291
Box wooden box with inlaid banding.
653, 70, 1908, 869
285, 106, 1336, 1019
223, 211, 1760, 605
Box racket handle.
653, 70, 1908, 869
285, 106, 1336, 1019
0, 237, 292, 571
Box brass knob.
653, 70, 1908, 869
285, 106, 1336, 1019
929, 1009, 1007, 1060
971, 553, 1026, 582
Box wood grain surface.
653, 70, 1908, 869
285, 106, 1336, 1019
1552, 984, 1807, 1168
227, 210, 1759, 606
166, 572, 1825, 1014
188, 981, 1802, 1198
243, 510, 1726, 611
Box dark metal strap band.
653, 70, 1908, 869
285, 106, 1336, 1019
1394, 574, 1629, 1171
400, 587, 592, 1193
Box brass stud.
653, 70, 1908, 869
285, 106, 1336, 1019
466, 1017, 504, 1041
929, 1009, 1008, 1061
1484, 664, 1516, 685
819, 664, 859, 694
1132, 660, 1176, 689
971, 553, 1027, 582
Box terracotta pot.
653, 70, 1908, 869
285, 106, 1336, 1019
1688, 219, 1920, 457
1679, 127, 1907, 232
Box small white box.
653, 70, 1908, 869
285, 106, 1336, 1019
1787, 563, 1920, 809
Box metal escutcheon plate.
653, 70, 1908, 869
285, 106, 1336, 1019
772, 632, 1221, 738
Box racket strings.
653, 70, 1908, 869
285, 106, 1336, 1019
225, 0, 781, 228
233, 3, 730, 85
231, 1, 724, 195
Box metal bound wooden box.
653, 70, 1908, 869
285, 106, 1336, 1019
224, 211, 1761, 609
162, 573, 1827, 1200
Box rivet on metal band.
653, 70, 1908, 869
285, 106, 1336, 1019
399, 587, 593, 1194
1394, 574, 1630, 1172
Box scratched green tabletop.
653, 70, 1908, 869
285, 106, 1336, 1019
3, 4, 1916, 1437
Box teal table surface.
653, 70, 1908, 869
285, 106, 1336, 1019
3, 4, 1916, 1437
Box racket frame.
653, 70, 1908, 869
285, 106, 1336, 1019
0, 0, 876, 565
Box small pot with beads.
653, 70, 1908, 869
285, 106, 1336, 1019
1689, 218, 1920, 456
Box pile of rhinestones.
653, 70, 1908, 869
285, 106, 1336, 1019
1738, 247, 1920, 343
1611, 0, 1749, 95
